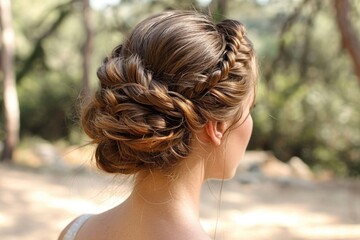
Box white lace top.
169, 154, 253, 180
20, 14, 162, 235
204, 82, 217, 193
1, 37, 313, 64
63, 214, 93, 240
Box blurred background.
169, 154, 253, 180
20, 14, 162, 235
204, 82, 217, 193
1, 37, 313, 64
1, 0, 360, 239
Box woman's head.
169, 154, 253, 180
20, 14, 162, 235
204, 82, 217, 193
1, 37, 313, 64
82, 10, 257, 175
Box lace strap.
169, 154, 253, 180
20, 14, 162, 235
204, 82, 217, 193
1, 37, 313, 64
63, 214, 93, 240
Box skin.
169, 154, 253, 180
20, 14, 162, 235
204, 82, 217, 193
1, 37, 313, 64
205, 95, 254, 180
58, 96, 254, 240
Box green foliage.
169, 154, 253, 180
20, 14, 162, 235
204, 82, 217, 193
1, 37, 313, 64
12, 0, 82, 141
17, 71, 79, 140
248, 0, 360, 176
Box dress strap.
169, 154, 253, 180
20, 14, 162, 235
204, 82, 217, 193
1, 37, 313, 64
63, 214, 93, 240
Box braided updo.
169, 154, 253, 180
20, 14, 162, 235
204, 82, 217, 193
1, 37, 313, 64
82, 11, 257, 174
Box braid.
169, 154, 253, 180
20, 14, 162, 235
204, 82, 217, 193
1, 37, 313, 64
190, 20, 254, 99
81, 11, 257, 174
83, 53, 204, 173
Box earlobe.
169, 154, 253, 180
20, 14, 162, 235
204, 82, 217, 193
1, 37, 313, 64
205, 121, 226, 146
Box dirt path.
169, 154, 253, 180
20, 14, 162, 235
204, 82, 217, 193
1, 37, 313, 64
1, 163, 360, 240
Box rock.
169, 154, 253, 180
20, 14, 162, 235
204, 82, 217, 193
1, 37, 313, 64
273, 176, 315, 188
236, 172, 263, 184
34, 142, 66, 168
288, 156, 314, 180
237, 151, 315, 185
261, 155, 293, 178
238, 151, 273, 172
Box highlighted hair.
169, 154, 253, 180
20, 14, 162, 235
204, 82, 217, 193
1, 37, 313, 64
82, 11, 257, 174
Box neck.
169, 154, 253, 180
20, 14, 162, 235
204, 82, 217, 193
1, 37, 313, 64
126, 154, 207, 224
108, 139, 214, 239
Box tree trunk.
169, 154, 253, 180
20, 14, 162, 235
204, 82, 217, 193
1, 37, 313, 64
264, 0, 311, 84
16, 1, 74, 83
210, 0, 228, 21
0, 0, 20, 162
334, 0, 360, 84
81, 0, 93, 102
217, 0, 227, 17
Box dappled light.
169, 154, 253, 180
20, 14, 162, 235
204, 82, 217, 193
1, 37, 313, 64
2, 164, 360, 239
0, 0, 359, 239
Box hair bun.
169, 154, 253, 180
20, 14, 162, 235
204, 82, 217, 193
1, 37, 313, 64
81, 11, 257, 174
82, 53, 199, 173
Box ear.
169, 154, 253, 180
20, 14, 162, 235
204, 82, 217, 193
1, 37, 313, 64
205, 121, 227, 146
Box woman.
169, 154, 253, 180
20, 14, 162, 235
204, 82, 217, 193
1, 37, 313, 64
59, 10, 257, 240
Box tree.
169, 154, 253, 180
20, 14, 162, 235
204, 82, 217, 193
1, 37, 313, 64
248, 0, 360, 175
81, 0, 93, 100
16, 0, 75, 83
210, 0, 228, 21
334, 0, 360, 84
0, 0, 19, 161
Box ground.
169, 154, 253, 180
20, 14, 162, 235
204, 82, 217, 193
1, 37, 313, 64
1, 163, 360, 240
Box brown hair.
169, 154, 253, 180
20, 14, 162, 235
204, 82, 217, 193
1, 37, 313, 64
82, 10, 257, 174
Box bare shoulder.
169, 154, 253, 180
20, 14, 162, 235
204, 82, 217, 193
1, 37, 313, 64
158, 224, 212, 240
57, 217, 78, 240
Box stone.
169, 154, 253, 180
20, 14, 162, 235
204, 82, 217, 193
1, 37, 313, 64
288, 156, 314, 180
238, 151, 272, 172
34, 142, 65, 168
261, 156, 293, 178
